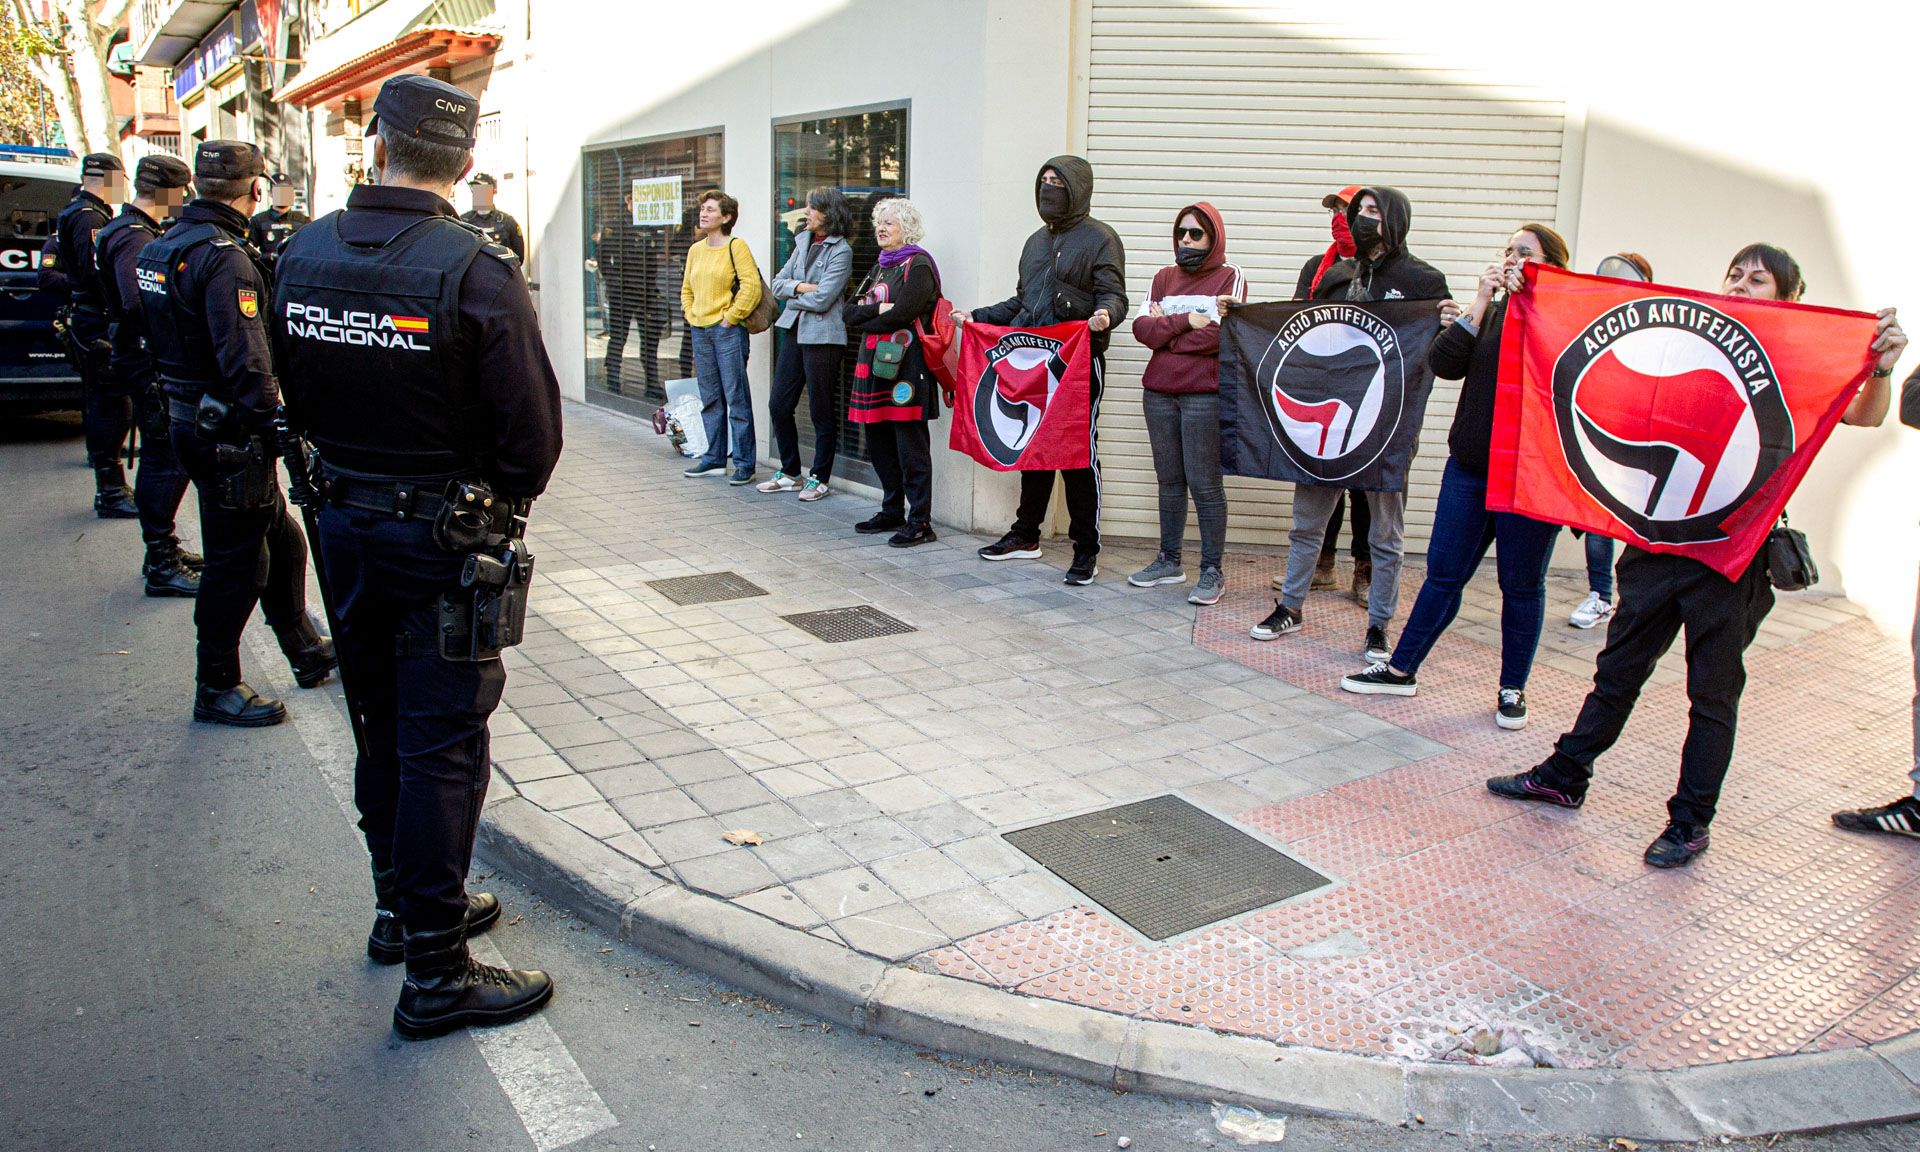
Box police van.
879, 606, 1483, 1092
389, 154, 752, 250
0, 155, 82, 414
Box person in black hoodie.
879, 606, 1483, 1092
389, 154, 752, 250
1340, 224, 1570, 736
1253, 187, 1445, 663
958, 156, 1127, 585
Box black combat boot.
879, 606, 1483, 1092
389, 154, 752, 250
193, 681, 287, 727
93, 466, 138, 518
142, 540, 200, 598
392, 923, 553, 1040
273, 612, 337, 689
368, 867, 503, 964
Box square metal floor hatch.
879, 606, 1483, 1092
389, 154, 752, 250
1004, 795, 1330, 941
781, 605, 916, 644
646, 571, 767, 606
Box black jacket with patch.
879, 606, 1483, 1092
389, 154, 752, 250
1310, 186, 1448, 304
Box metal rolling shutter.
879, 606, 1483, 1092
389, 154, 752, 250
1084, 1, 1569, 551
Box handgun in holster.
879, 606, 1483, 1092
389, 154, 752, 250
213, 433, 277, 510
438, 537, 536, 662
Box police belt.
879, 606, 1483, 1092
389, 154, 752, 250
321, 473, 457, 522
167, 397, 202, 423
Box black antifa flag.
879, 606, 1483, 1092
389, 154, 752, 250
1219, 299, 1441, 491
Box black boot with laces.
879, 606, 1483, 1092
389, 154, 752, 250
393, 923, 553, 1040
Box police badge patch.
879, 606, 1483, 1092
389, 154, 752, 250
237, 288, 258, 318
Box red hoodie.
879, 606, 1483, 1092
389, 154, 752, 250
1129, 201, 1246, 394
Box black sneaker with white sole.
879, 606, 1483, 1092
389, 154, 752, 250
1833, 795, 1920, 839
1340, 662, 1415, 696
1064, 552, 1098, 585
1496, 686, 1528, 730
979, 532, 1041, 561
1250, 600, 1301, 641
1364, 625, 1391, 663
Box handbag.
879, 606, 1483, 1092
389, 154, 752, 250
869, 331, 911, 380
727, 238, 778, 335
1764, 513, 1818, 591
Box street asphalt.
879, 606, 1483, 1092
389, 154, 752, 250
3, 411, 1915, 1151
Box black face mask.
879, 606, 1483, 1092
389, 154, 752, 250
1037, 183, 1072, 223
1174, 246, 1209, 271
1349, 214, 1382, 254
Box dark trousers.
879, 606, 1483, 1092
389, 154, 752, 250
316, 506, 504, 933
1011, 356, 1103, 554
132, 386, 191, 546
1539, 549, 1774, 828
603, 293, 663, 393
1319, 489, 1373, 566
78, 329, 130, 470
769, 335, 843, 482
170, 422, 309, 687
867, 419, 932, 525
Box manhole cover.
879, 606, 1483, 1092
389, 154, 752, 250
781, 605, 916, 643
646, 571, 768, 606
1004, 795, 1330, 941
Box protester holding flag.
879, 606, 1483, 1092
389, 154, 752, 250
1833, 364, 1920, 842
959, 157, 1127, 586
1341, 225, 1570, 732
1251, 187, 1445, 661
843, 197, 942, 548
1488, 243, 1905, 869
1290, 185, 1371, 600
1126, 203, 1244, 607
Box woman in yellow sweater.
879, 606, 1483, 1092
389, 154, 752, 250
679, 189, 763, 484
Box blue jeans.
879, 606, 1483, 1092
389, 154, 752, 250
1585, 532, 1615, 599
690, 322, 753, 470
1389, 457, 1561, 688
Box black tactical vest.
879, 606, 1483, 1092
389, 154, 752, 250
273, 213, 486, 479
137, 221, 234, 396
55, 193, 110, 314
93, 209, 159, 328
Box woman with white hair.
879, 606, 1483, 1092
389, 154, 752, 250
842, 196, 942, 546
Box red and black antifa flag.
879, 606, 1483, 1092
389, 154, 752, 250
1488, 265, 1879, 579
1220, 300, 1441, 491
949, 321, 1095, 471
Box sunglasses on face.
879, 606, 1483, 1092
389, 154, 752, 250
1176, 226, 1207, 241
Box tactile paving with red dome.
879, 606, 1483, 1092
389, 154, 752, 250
921, 556, 1920, 1069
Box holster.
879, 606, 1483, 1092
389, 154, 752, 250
437, 541, 535, 661
213, 435, 278, 511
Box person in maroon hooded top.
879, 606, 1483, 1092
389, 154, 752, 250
1127, 202, 1244, 607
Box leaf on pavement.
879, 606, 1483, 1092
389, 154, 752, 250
722, 828, 764, 846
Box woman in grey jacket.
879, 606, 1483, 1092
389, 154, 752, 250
761, 187, 855, 499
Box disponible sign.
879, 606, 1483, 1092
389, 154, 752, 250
631, 176, 681, 226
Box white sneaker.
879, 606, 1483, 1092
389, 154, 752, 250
1569, 592, 1615, 630
756, 473, 802, 493
797, 477, 830, 502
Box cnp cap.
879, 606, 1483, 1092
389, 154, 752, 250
195, 139, 267, 182
134, 154, 192, 190
467, 172, 497, 188
1321, 185, 1361, 211
80, 152, 124, 178
367, 74, 478, 150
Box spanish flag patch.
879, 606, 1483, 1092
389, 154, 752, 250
237, 288, 258, 319
391, 315, 430, 333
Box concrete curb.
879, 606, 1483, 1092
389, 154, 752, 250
477, 791, 1920, 1141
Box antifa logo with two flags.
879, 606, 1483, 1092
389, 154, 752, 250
1488, 264, 1881, 578
1219, 299, 1442, 491
948, 320, 1095, 471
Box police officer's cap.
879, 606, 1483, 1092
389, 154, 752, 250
195, 139, 267, 182
135, 154, 192, 190
80, 152, 124, 178
467, 172, 498, 188
367, 74, 479, 150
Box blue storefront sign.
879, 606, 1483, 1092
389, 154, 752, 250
173, 1, 263, 103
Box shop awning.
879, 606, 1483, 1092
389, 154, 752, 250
277, 0, 500, 110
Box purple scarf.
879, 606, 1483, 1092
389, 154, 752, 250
877, 243, 937, 282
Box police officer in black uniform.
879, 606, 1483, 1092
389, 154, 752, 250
273, 75, 563, 1040
140, 140, 335, 726
97, 153, 202, 598
459, 172, 524, 263
56, 151, 138, 517
246, 173, 310, 269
